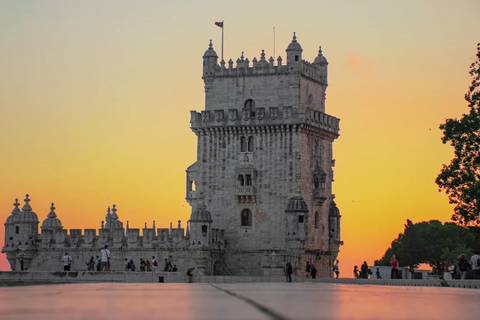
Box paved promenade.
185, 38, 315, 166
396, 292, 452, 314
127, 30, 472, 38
1, 282, 480, 320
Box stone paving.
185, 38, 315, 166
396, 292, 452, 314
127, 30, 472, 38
0, 282, 480, 320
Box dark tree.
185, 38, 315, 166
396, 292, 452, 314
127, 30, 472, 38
436, 43, 480, 226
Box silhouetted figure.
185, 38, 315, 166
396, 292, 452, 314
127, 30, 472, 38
285, 262, 293, 282
354, 266, 359, 279
310, 264, 317, 279
333, 260, 340, 278
376, 268, 382, 279
361, 261, 369, 279
305, 261, 311, 278
187, 267, 195, 283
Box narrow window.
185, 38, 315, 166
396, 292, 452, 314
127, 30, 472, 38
295, 55, 299, 61
308, 94, 313, 106
15, 226, 19, 234
245, 174, 252, 186
202, 225, 208, 234
241, 209, 252, 226
244, 99, 256, 118
298, 215, 304, 223
247, 136, 254, 152
240, 136, 247, 152
315, 211, 320, 229
238, 175, 245, 186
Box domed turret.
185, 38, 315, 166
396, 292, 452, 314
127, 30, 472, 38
5, 198, 20, 225
286, 32, 303, 65
190, 202, 213, 222
203, 39, 218, 77
313, 46, 328, 66
286, 196, 309, 212
14, 194, 38, 223
109, 204, 124, 229
41, 203, 63, 230
329, 200, 341, 243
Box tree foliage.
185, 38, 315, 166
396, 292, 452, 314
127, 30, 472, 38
436, 43, 480, 226
375, 220, 478, 274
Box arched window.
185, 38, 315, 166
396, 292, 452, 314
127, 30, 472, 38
201, 225, 208, 234
315, 211, 320, 229
241, 209, 252, 226
244, 99, 256, 118
240, 136, 247, 152
238, 175, 245, 186
247, 136, 254, 152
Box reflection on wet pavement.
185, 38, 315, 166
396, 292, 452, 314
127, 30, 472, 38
0, 283, 479, 320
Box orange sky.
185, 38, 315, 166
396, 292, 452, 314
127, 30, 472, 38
1, 0, 479, 276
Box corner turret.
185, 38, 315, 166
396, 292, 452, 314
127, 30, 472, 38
286, 32, 303, 66
202, 40, 218, 77
188, 202, 213, 247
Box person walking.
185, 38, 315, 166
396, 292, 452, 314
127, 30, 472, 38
146, 260, 152, 272
310, 264, 318, 279
285, 263, 293, 282
100, 245, 110, 271
470, 251, 480, 280
62, 253, 72, 271
353, 266, 359, 279
333, 260, 340, 278
86, 256, 95, 271
376, 268, 382, 279
390, 255, 400, 279
305, 261, 311, 278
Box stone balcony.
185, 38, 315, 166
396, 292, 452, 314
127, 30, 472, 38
235, 186, 256, 196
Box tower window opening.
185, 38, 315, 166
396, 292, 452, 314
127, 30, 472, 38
15, 226, 19, 234
247, 136, 254, 152
315, 211, 320, 229
238, 175, 245, 186
240, 136, 247, 152
295, 55, 299, 61
202, 225, 208, 234
241, 209, 252, 226
298, 215, 304, 223
245, 174, 252, 186
244, 99, 256, 118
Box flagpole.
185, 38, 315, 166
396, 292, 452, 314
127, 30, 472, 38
221, 20, 224, 62
273, 26, 276, 59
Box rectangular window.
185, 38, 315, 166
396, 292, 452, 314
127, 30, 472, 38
15, 226, 19, 234
298, 215, 304, 223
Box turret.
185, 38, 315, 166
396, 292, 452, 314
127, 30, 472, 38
13, 194, 39, 249
202, 39, 218, 77
188, 202, 212, 247
3, 198, 20, 251
313, 46, 328, 82
285, 194, 309, 243
286, 32, 303, 66
328, 201, 341, 243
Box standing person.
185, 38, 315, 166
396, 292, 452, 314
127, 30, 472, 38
172, 265, 178, 272
458, 255, 470, 279
376, 268, 382, 279
390, 255, 400, 279
353, 266, 359, 279
469, 251, 480, 279
125, 258, 130, 271
305, 261, 311, 278
140, 258, 146, 271
62, 253, 72, 271
285, 262, 293, 282
310, 264, 318, 279
333, 260, 340, 278
95, 255, 101, 271
152, 256, 158, 272
100, 245, 110, 271
361, 261, 369, 279
86, 256, 95, 271
146, 260, 152, 272
129, 259, 136, 271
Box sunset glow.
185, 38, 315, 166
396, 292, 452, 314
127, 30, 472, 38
1, 0, 479, 276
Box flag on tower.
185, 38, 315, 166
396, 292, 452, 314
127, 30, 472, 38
215, 21, 223, 28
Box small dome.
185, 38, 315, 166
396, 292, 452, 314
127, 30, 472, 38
329, 201, 340, 217
203, 39, 218, 58
286, 32, 303, 52
5, 198, 20, 225
286, 196, 309, 212
14, 194, 38, 223
109, 219, 124, 229
190, 203, 213, 222
313, 46, 328, 66
41, 203, 63, 230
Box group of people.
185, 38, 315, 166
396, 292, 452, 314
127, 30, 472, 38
353, 261, 373, 279
284, 261, 320, 282
123, 257, 177, 272
450, 251, 480, 280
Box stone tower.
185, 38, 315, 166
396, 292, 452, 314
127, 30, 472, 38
186, 33, 343, 276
